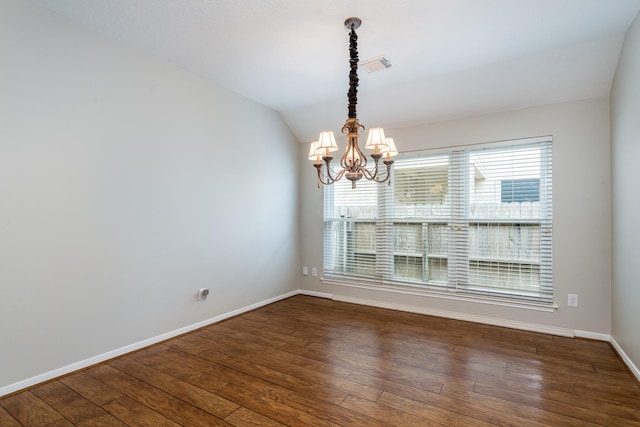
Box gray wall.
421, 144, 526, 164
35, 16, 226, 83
301, 98, 612, 336
611, 11, 640, 377
0, 0, 299, 391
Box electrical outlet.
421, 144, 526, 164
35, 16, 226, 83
567, 294, 578, 307
198, 288, 209, 302
303, 266, 309, 276
311, 267, 318, 277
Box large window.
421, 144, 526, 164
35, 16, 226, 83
323, 137, 553, 303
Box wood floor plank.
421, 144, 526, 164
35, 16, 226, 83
348, 371, 544, 427
212, 350, 383, 402
439, 384, 579, 427
132, 350, 348, 426
153, 346, 296, 401
475, 378, 640, 423
199, 323, 290, 350
480, 327, 555, 345
305, 335, 448, 372
549, 335, 622, 356
536, 343, 629, 369
44, 419, 75, 427
2, 295, 639, 426
219, 319, 311, 348
0, 391, 63, 426
110, 356, 240, 418
472, 381, 640, 426
281, 340, 445, 391
454, 343, 599, 373
377, 391, 496, 427
129, 348, 340, 426
507, 358, 640, 390
499, 366, 640, 408
159, 334, 211, 355
188, 329, 354, 379
102, 395, 182, 426
59, 371, 123, 407
184, 332, 383, 402
340, 394, 444, 426
88, 363, 234, 426
0, 406, 21, 427
594, 362, 640, 378
346, 369, 446, 396
224, 407, 288, 427
30, 380, 127, 426
281, 392, 384, 427
198, 350, 351, 405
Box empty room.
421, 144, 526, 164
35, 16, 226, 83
1, 0, 639, 425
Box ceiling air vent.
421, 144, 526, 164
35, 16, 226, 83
359, 56, 392, 73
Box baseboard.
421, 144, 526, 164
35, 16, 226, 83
610, 337, 640, 383
574, 330, 611, 341
310, 291, 614, 340
330, 294, 575, 337
297, 289, 333, 299
0, 290, 299, 398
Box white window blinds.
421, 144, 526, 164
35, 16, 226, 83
323, 137, 553, 303
323, 178, 380, 279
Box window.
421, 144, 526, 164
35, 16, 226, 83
501, 179, 540, 203
323, 137, 553, 304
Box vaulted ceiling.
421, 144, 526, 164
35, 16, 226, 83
31, 0, 640, 142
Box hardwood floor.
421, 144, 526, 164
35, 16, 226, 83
2, 295, 639, 426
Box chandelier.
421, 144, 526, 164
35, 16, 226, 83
308, 17, 398, 189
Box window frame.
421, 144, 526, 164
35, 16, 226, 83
321, 136, 554, 310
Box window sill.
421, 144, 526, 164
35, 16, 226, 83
321, 276, 558, 313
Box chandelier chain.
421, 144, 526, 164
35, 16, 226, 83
347, 27, 359, 120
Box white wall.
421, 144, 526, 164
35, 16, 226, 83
0, 0, 299, 392
611, 11, 640, 376
301, 98, 611, 336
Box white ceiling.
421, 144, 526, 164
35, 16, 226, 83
31, 0, 640, 142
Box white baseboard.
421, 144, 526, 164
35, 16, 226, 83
574, 330, 611, 341
0, 290, 298, 398
297, 289, 333, 299
610, 337, 640, 383
331, 294, 575, 337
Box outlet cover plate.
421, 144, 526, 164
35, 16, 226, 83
198, 288, 209, 302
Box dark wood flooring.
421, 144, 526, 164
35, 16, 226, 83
1, 295, 639, 426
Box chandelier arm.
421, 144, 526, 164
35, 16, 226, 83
375, 161, 394, 185
365, 169, 390, 184
361, 158, 394, 184
323, 159, 338, 183
339, 139, 368, 171
324, 167, 346, 185
356, 123, 367, 169
315, 163, 342, 187
359, 159, 379, 181
320, 159, 348, 185
333, 168, 347, 182
384, 161, 393, 185
314, 164, 331, 187
339, 150, 356, 171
